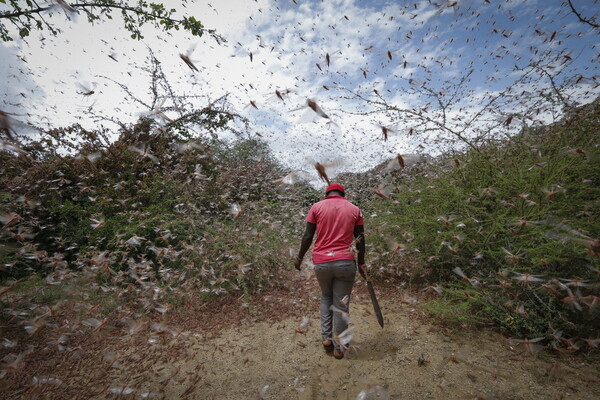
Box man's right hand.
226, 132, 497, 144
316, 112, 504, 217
358, 263, 368, 280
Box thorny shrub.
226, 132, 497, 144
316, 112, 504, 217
338, 99, 599, 349
0, 110, 316, 299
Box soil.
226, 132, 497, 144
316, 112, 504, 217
2, 270, 600, 399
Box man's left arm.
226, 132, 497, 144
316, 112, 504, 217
295, 222, 316, 270
353, 224, 366, 278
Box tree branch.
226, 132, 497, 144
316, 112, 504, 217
0, 7, 48, 19
341, 86, 484, 155
0, 1, 223, 42
567, 0, 599, 29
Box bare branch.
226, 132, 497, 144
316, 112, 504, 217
567, 0, 600, 29
96, 75, 150, 110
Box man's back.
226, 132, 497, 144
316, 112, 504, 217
307, 195, 363, 263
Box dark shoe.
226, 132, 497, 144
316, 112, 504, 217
323, 340, 334, 352
333, 349, 344, 359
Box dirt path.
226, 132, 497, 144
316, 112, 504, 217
90, 274, 599, 400
3, 271, 600, 399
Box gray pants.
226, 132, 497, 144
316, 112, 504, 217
314, 259, 356, 351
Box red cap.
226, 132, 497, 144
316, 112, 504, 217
325, 183, 345, 194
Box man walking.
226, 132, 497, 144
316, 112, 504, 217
294, 183, 366, 359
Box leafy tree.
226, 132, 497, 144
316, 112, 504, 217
0, 0, 223, 42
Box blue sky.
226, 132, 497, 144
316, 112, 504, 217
1, 0, 599, 179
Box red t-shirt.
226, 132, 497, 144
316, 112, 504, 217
306, 195, 364, 264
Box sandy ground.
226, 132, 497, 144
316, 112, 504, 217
96, 276, 599, 400
3, 272, 600, 399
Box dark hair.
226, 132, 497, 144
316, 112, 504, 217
326, 189, 345, 197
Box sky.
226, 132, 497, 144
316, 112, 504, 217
1, 0, 599, 181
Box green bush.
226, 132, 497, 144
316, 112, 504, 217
350, 100, 600, 342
